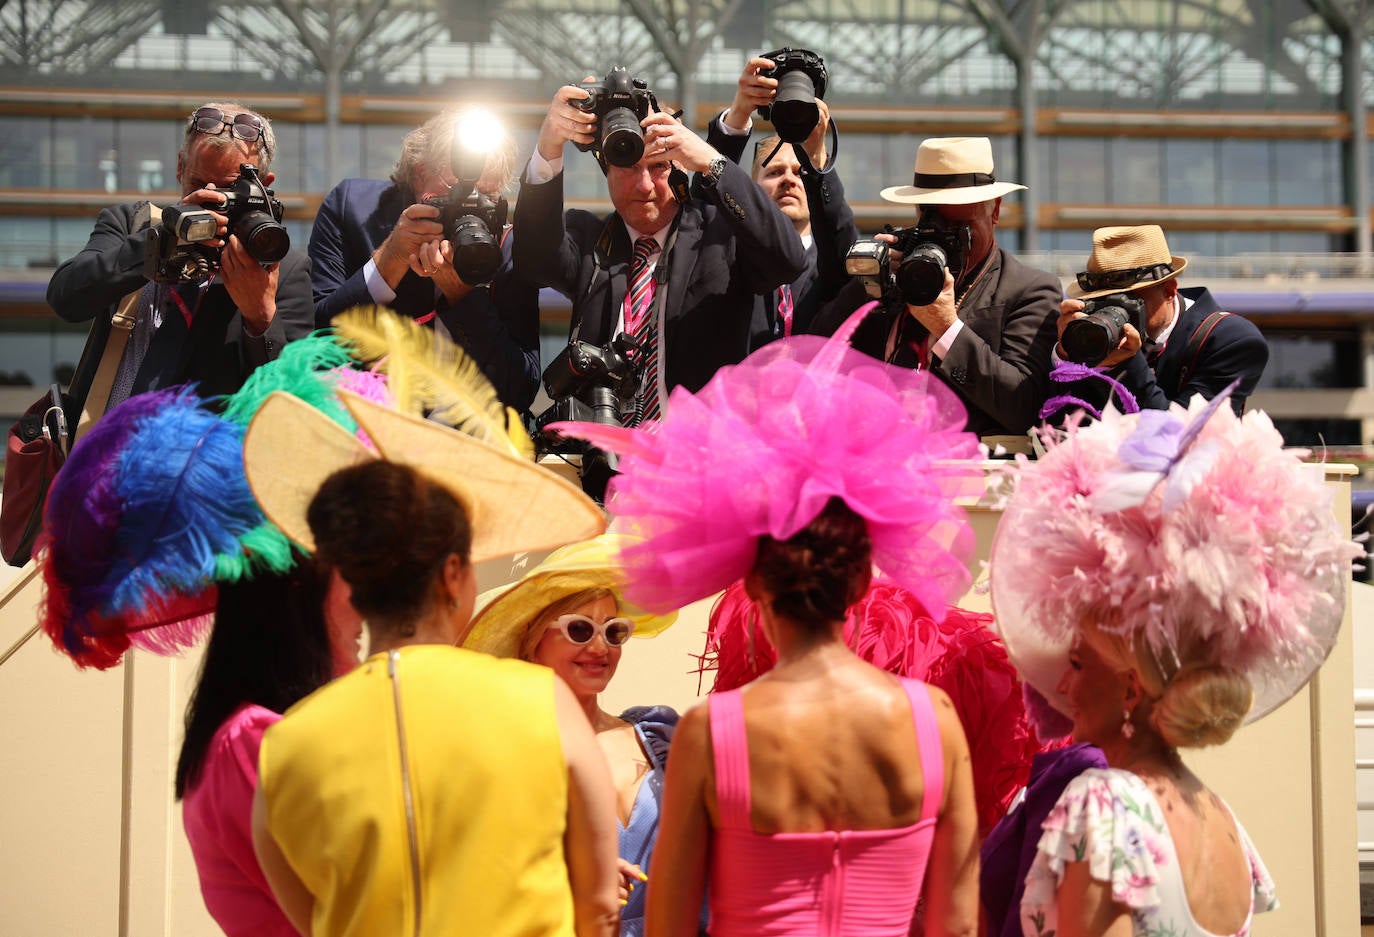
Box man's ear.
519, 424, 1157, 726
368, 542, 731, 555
175, 152, 185, 188
261, 170, 276, 188
989, 197, 1002, 224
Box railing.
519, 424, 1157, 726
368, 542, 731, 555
1358, 688, 1374, 855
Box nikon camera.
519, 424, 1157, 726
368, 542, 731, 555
421, 189, 508, 286
574, 67, 659, 168
145, 164, 288, 284
1060, 292, 1150, 365
757, 47, 828, 143
845, 210, 973, 307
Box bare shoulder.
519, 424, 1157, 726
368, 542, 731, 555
925, 684, 970, 751
673, 699, 711, 757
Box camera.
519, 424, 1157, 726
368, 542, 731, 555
757, 47, 828, 143
145, 163, 288, 284
844, 211, 973, 307
421, 189, 508, 285
574, 67, 660, 168
1060, 292, 1150, 365
535, 333, 647, 501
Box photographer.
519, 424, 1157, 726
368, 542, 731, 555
514, 72, 806, 423
707, 54, 858, 348
813, 137, 1060, 439
1057, 225, 1268, 415
308, 106, 540, 412
47, 102, 313, 406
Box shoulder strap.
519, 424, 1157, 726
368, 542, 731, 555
73, 204, 160, 445
1176, 310, 1231, 394
707, 690, 751, 829
902, 679, 944, 824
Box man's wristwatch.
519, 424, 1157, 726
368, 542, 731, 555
702, 154, 728, 187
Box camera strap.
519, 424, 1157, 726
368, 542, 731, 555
1176, 310, 1232, 396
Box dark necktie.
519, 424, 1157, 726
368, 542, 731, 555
629, 236, 661, 423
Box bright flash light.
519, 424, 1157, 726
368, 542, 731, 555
454, 108, 504, 155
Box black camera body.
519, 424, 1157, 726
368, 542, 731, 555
421, 189, 508, 285
844, 213, 972, 308
145, 163, 288, 284
536, 333, 647, 501
1061, 292, 1150, 365
574, 67, 659, 168
757, 47, 828, 143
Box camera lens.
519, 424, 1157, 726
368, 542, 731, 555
600, 105, 646, 168
896, 244, 948, 306
1061, 305, 1129, 364
234, 211, 290, 263
770, 69, 820, 143
449, 215, 501, 285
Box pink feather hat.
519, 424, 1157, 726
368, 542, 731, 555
990, 396, 1362, 724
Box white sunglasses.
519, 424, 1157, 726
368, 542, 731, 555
552, 614, 635, 647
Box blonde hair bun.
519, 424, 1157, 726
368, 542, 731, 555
1151, 665, 1253, 749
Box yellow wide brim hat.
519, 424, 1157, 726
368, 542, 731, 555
243, 389, 606, 564
463, 533, 677, 660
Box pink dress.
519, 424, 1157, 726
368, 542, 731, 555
182, 703, 296, 937
707, 678, 944, 937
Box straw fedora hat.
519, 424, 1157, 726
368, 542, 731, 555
462, 533, 677, 660
880, 137, 1027, 205
242, 389, 606, 564
1066, 224, 1189, 300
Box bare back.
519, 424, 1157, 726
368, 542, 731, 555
1150, 774, 1253, 934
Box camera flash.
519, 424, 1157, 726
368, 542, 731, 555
454, 108, 503, 155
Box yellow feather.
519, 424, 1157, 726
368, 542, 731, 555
331, 305, 535, 460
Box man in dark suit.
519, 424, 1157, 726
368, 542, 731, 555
814, 136, 1061, 439
47, 102, 314, 406
1056, 224, 1268, 414
308, 106, 541, 411
704, 56, 858, 349
514, 80, 806, 420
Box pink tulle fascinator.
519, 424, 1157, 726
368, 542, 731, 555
548, 303, 986, 615
36, 334, 388, 670
990, 390, 1363, 723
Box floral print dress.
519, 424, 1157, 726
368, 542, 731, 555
1020, 767, 1278, 937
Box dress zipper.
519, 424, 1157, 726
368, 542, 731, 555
388, 650, 423, 937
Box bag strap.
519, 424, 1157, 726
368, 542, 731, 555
1176, 310, 1231, 394
73, 204, 161, 446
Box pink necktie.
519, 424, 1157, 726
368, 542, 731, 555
629, 237, 660, 422
776, 283, 794, 338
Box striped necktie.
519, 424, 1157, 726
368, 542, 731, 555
775, 283, 794, 338
629, 236, 661, 422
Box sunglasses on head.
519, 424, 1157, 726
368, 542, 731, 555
189, 107, 266, 146
552, 614, 635, 647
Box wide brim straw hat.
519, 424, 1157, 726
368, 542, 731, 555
880, 136, 1027, 205
463, 533, 678, 660
1065, 224, 1189, 300
988, 398, 1360, 726
243, 389, 605, 564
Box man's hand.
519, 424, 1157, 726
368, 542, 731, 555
219, 234, 278, 336
536, 84, 597, 162
722, 56, 777, 130
905, 269, 959, 337
803, 99, 831, 170
372, 202, 445, 290
642, 112, 718, 174
180, 183, 230, 247
1057, 297, 1142, 368
414, 238, 479, 304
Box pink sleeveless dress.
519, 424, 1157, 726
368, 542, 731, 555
707, 678, 944, 937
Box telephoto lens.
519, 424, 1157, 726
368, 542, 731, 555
896, 244, 948, 306
599, 106, 645, 168
234, 212, 290, 263
1061, 304, 1130, 365
449, 216, 502, 285
770, 69, 819, 143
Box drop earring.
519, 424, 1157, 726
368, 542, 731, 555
1120, 707, 1136, 740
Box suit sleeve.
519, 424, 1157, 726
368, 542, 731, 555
309, 181, 379, 327
802, 162, 859, 311
241, 249, 314, 369
704, 161, 806, 294
435, 233, 541, 412
935, 265, 1062, 434
46, 204, 150, 323
512, 169, 583, 297
1176, 315, 1269, 414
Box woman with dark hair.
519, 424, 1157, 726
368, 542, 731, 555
176, 566, 359, 937
243, 389, 619, 937
551, 306, 985, 937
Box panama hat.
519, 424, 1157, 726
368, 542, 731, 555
242, 389, 606, 564
880, 137, 1027, 205
462, 533, 677, 660
1066, 225, 1189, 300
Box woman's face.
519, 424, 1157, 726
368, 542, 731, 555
531, 593, 624, 700
1055, 634, 1128, 746
323, 568, 364, 677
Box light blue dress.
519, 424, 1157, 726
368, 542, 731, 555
617, 705, 677, 937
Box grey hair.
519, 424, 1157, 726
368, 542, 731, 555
181, 101, 276, 172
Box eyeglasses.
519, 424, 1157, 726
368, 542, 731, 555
552, 614, 635, 647
1075, 262, 1174, 293
189, 107, 266, 146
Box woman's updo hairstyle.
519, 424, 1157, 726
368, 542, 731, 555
307, 461, 472, 633
752, 497, 872, 628
1149, 665, 1253, 749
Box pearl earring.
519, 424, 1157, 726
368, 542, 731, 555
1120, 707, 1136, 740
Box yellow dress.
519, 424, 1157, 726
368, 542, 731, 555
258, 645, 574, 937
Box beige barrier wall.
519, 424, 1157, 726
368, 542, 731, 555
0, 465, 1360, 936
